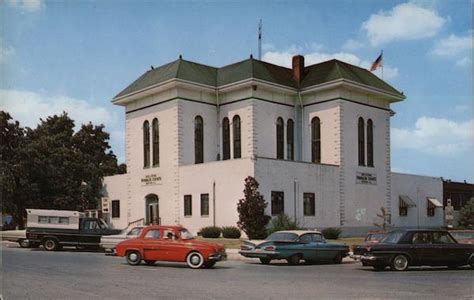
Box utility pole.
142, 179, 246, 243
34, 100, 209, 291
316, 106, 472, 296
258, 19, 262, 60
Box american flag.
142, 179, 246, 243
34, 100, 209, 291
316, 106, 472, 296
370, 51, 383, 71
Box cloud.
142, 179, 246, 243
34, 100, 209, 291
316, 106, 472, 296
263, 49, 399, 80
431, 32, 472, 68
362, 2, 446, 46
342, 39, 364, 51
5, 0, 44, 12
392, 117, 474, 156
0, 43, 15, 64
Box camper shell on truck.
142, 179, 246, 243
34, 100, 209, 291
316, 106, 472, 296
26, 209, 121, 251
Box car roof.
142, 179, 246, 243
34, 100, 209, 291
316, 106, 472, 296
389, 228, 447, 233
143, 225, 184, 230
275, 230, 322, 235
449, 229, 474, 233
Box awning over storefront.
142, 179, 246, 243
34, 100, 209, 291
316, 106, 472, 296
399, 195, 416, 207
427, 197, 443, 207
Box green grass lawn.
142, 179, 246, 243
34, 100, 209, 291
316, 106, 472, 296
199, 236, 365, 249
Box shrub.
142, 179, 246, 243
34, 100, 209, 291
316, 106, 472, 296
267, 213, 299, 234
222, 226, 241, 239
200, 226, 222, 238
237, 176, 271, 239
322, 227, 342, 239
459, 198, 474, 228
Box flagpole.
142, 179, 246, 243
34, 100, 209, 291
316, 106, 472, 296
381, 50, 384, 80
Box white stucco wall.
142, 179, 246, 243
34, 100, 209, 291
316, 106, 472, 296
102, 174, 128, 229
391, 172, 444, 228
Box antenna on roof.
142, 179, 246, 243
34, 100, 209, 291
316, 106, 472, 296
258, 19, 262, 60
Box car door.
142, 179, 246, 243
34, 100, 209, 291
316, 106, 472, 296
142, 229, 166, 261
297, 234, 315, 260
431, 231, 462, 265
81, 219, 102, 245
411, 232, 437, 265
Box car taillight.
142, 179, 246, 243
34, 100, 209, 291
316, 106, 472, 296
263, 245, 276, 251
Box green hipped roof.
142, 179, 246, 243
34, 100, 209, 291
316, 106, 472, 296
114, 57, 404, 100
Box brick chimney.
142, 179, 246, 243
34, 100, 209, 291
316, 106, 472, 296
292, 55, 305, 86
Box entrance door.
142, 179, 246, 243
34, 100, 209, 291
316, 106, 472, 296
145, 194, 160, 225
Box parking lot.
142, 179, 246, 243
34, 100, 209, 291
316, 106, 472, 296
1, 242, 473, 299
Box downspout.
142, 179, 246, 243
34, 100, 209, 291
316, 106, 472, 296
298, 91, 304, 161
213, 180, 216, 227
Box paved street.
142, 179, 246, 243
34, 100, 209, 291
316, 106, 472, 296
1, 242, 473, 299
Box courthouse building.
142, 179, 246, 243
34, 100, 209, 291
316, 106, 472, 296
102, 54, 445, 235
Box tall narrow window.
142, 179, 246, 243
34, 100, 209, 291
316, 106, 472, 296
303, 193, 315, 216
367, 119, 374, 167
271, 191, 284, 215
194, 116, 203, 164
222, 117, 230, 160
143, 120, 150, 167
358, 117, 365, 166
276, 117, 284, 159
111, 200, 120, 218
233, 115, 241, 159
152, 118, 159, 166
311, 117, 321, 163
287, 119, 294, 160
184, 195, 192, 216
200, 193, 209, 216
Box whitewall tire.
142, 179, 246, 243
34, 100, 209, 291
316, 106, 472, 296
391, 254, 409, 271
186, 252, 204, 269
126, 251, 142, 266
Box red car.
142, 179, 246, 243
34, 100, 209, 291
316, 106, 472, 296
115, 225, 226, 269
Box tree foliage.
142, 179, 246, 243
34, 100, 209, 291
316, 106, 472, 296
267, 213, 299, 234
373, 207, 391, 231
237, 176, 271, 239
458, 198, 474, 228
0, 111, 125, 227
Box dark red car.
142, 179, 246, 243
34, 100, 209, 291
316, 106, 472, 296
351, 231, 386, 264
115, 225, 226, 269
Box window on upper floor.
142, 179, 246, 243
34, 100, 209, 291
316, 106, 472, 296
222, 117, 230, 160
271, 191, 284, 215
311, 117, 321, 163
276, 117, 284, 159
287, 119, 294, 160
194, 116, 203, 164
358, 117, 365, 166
152, 118, 159, 167
233, 115, 241, 159
143, 120, 150, 168
367, 119, 374, 167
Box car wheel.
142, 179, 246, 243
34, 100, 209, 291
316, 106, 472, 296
126, 251, 142, 266
287, 254, 300, 265
186, 251, 204, 269
333, 252, 343, 264
144, 260, 156, 266
43, 238, 59, 251
391, 254, 409, 271
19, 239, 30, 248
204, 261, 216, 268
259, 257, 271, 265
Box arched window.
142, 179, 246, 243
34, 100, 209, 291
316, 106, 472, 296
152, 118, 159, 166
194, 116, 204, 164
233, 115, 241, 159
367, 119, 374, 167
276, 117, 284, 159
222, 117, 230, 160
287, 119, 294, 160
311, 117, 321, 163
143, 121, 150, 167
358, 117, 365, 166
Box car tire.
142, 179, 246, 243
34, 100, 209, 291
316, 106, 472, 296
287, 254, 300, 265
259, 257, 271, 265
126, 251, 142, 266
333, 252, 343, 264
204, 261, 216, 268
43, 238, 59, 251
391, 254, 409, 271
144, 260, 156, 266
19, 239, 30, 248
186, 251, 204, 269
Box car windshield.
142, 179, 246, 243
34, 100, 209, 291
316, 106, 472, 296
179, 228, 194, 240
368, 233, 386, 241
266, 232, 298, 241
381, 231, 404, 244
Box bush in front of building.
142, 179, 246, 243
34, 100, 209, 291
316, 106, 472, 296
237, 176, 271, 239
267, 213, 299, 234
458, 198, 474, 228
221, 226, 241, 239
322, 227, 342, 239
200, 226, 222, 238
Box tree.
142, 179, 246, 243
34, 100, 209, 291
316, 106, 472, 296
458, 198, 474, 228
237, 176, 271, 239
373, 207, 391, 231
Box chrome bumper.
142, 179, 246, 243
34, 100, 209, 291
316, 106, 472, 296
239, 250, 280, 258
360, 255, 376, 262
209, 252, 227, 261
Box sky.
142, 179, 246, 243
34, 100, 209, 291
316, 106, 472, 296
1, 0, 472, 182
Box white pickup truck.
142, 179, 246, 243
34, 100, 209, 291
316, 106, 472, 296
2, 230, 39, 248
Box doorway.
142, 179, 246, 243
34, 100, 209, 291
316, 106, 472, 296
145, 194, 160, 225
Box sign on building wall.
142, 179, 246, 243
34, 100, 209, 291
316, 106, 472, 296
356, 172, 377, 185
141, 174, 162, 186
101, 197, 109, 213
